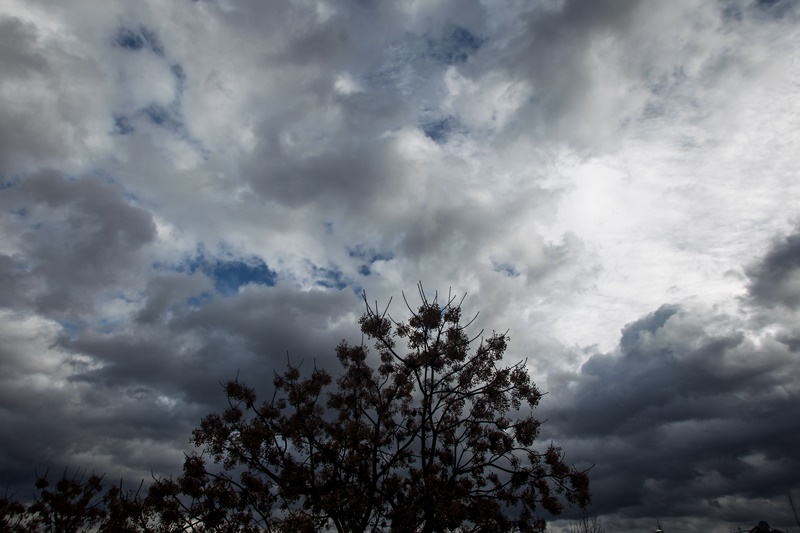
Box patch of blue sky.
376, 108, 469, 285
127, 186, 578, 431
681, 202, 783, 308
492, 262, 520, 278
419, 115, 466, 144
116, 28, 144, 50
171, 64, 186, 94
347, 245, 395, 263
115, 108, 209, 162
186, 292, 213, 309
113, 115, 135, 135
347, 245, 394, 277
426, 26, 485, 65
137, 103, 207, 157
156, 249, 278, 297
120, 190, 147, 209
142, 103, 183, 130
116, 26, 164, 56
211, 259, 277, 296
139, 26, 165, 56
126, 67, 208, 157
10, 207, 28, 219
113, 26, 199, 150
58, 317, 121, 341
312, 265, 349, 291
59, 321, 83, 341
0, 175, 21, 190
96, 317, 126, 334
87, 169, 119, 187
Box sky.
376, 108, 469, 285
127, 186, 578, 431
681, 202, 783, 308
1, 0, 799, 531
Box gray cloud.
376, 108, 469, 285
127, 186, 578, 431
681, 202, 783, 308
542, 300, 800, 530
0, 282, 363, 494
245, 127, 410, 210
476, 0, 800, 153
136, 271, 214, 324
0, 16, 62, 175
0, 16, 47, 77
0, 170, 156, 316
747, 227, 800, 309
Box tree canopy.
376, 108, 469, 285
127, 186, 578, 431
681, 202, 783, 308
1, 287, 590, 532
192, 286, 591, 532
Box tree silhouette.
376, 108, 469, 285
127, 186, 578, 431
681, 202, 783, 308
0, 287, 591, 532
0, 469, 107, 533
144, 454, 271, 532
0, 490, 27, 533
192, 286, 591, 532
567, 507, 606, 533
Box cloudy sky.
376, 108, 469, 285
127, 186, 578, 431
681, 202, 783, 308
1, 0, 799, 531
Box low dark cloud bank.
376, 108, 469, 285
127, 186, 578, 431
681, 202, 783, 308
543, 228, 800, 531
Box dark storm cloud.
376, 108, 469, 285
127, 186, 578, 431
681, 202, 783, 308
746, 227, 800, 308
0, 366, 198, 494
60, 284, 362, 411
173, 284, 361, 370
0, 311, 191, 488
542, 303, 800, 528
0, 280, 363, 494
0, 170, 163, 490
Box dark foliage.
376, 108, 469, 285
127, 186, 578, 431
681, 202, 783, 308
1, 469, 106, 533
